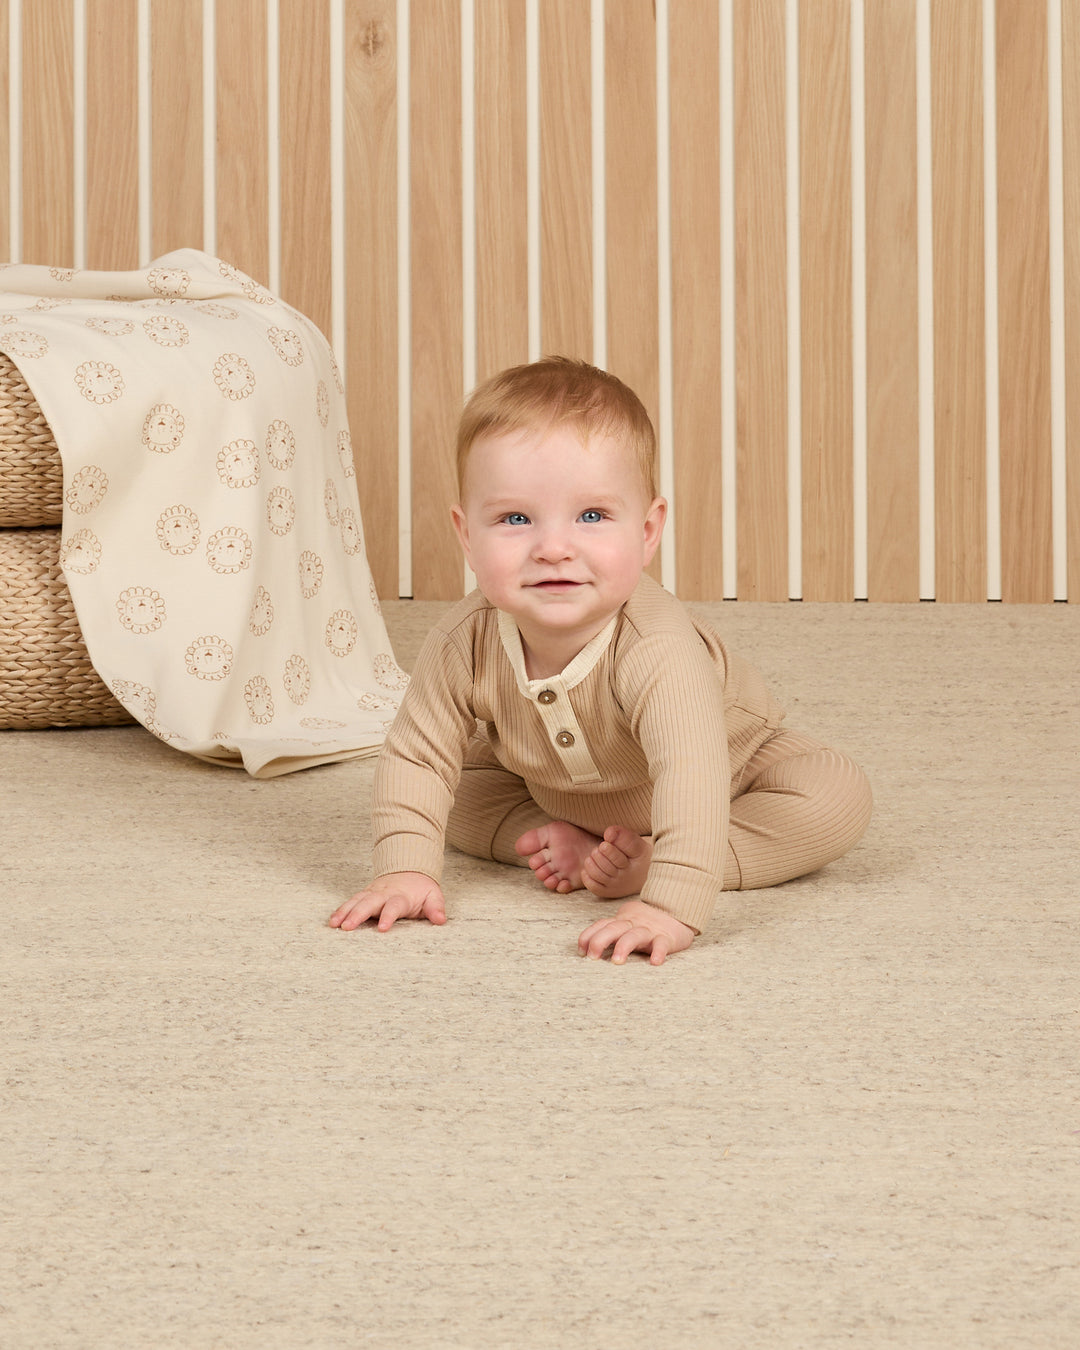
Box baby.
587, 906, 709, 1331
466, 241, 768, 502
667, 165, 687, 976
330, 358, 872, 964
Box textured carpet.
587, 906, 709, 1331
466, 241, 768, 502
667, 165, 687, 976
2, 600, 1077, 1349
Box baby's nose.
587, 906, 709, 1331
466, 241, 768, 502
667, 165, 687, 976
533, 524, 575, 561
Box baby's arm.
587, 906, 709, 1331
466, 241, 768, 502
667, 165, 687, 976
578, 899, 695, 966
329, 872, 447, 932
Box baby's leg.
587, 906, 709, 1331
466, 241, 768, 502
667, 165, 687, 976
446, 735, 551, 865
447, 734, 652, 898
725, 729, 873, 889
515, 823, 652, 897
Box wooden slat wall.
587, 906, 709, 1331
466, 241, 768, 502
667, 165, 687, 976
932, 0, 986, 603
87, 0, 138, 270
345, 3, 397, 603
865, 0, 920, 603
151, 0, 203, 259
3, 0, 1078, 604
0, 1, 8, 264
671, 0, 724, 599
1067, 0, 1080, 604
734, 0, 787, 602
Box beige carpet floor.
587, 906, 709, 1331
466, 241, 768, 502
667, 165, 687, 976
2, 600, 1078, 1349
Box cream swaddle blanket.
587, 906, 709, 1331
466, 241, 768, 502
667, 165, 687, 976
1, 249, 406, 777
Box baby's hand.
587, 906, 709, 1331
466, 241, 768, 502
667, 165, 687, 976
578, 899, 695, 966
329, 872, 447, 932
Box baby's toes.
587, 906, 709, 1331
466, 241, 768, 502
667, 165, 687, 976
604, 825, 644, 857
596, 838, 630, 869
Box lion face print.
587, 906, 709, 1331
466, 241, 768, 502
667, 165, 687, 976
75, 361, 124, 403
266, 486, 295, 536
283, 655, 311, 705
1, 330, 49, 360
143, 314, 189, 348
116, 587, 166, 634
244, 676, 275, 725
65, 466, 109, 514
339, 508, 362, 556
212, 353, 256, 400
156, 505, 200, 555
249, 586, 274, 636
147, 267, 192, 297
143, 404, 186, 453
324, 479, 339, 525
265, 419, 296, 470
195, 302, 239, 320
185, 636, 234, 681
356, 691, 399, 712
325, 610, 358, 658
337, 431, 355, 478
110, 679, 157, 722
298, 550, 324, 598
59, 529, 102, 574
217, 439, 260, 488
374, 654, 409, 690
206, 526, 253, 574
315, 379, 330, 427
329, 351, 344, 395
268, 327, 304, 366
86, 317, 135, 337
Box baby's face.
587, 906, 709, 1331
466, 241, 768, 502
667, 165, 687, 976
451, 424, 665, 658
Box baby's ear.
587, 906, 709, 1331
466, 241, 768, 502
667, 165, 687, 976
642, 497, 667, 562
450, 504, 472, 560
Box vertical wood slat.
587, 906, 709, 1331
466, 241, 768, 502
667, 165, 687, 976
931, 0, 986, 602
605, 0, 658, 422
995, 0, 1053, 602
800, 0, 853, 601
734, 0, 788, 601
279, 0, 331, 339
411, 0, 463, 599
475, 0, 528, 384
0, 0, 9, 262
345, 4, 398, 601
865, 0, 920, 602
605, 1, 659, 576
86, 0, 139, 270
670, 0, 723, 600
21, 0, 74, 266
216, 0, 269, 285
539, 0, 591, 361
150, 0, 203, 258
1066, 0, 1080, 603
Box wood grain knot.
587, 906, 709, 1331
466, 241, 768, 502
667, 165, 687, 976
361, 19, 388, 62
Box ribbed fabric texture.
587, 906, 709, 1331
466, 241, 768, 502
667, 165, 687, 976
374, 577, 871, 931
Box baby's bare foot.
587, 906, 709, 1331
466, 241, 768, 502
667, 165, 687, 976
581, 826, 652, 899
514, 821, 603, 893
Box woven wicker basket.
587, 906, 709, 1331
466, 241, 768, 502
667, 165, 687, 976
0, 527, 134, 729
0, 351, 63, 527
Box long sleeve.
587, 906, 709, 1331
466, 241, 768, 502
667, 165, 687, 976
615, 632, 731, 931
371, 627, 478, 881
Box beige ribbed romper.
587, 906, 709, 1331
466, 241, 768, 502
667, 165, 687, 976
372, 576, 872, 932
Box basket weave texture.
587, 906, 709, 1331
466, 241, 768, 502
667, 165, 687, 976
0, 527, 134, 729
0, 352, 63, 527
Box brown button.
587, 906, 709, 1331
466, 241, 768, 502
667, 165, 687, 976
537, 689, 557, 705
555, 730, 575, 748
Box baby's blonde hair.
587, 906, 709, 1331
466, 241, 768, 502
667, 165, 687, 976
456, 357, 657, 502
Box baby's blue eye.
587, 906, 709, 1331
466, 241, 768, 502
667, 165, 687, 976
579, 509, 604, 523
504, 512, 530, 526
